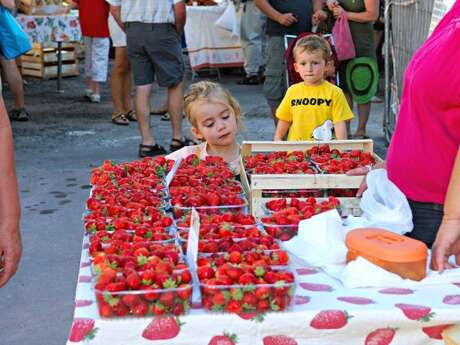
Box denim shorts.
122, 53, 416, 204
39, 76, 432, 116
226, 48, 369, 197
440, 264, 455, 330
407, 199, 443, 248
125, 22, 184, 87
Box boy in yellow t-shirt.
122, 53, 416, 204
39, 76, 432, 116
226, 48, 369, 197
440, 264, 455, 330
274, 35, 353, 141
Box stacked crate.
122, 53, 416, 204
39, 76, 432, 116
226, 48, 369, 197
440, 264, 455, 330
20, 43, 79, 79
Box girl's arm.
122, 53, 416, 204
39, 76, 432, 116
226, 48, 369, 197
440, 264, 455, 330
332, 0, 379, 23
0, 95, 21, 288
431, 147, 460, 272
274, 120, 291, 141
334, 120, 347, 140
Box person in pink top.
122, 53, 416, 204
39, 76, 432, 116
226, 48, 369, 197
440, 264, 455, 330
166, 81, 241, 175
348, 1, 460, 272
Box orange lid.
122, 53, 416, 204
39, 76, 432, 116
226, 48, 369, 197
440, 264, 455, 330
345, 228, 428, 262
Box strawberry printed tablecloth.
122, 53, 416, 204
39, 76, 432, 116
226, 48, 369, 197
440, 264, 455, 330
68, 235, 460, 345
17, 14, 81, 43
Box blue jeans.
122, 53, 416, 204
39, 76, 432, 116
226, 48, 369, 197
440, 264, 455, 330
407, 199, 443, 248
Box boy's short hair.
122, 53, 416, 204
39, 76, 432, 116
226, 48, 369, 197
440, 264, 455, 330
293, 35, 331, 62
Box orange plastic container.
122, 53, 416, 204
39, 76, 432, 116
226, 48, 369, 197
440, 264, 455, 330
345, 228, 428, 281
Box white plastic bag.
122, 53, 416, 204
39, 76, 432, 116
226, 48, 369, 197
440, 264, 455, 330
215, 2, 240, 38
360, 169, 413, 234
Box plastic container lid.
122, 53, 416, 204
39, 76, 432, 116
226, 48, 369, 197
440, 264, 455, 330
345, 228, 427, 262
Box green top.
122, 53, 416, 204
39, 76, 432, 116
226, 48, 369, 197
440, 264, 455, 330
339, 0, 376, 58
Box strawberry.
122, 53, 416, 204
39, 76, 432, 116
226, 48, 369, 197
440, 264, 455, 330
131, 301, 149, 316
395, 303, 435, 322
238, 312, 265, 322
443, 294, 460, 305
310, 310, 351, 330
208, 333, 238, 345
364, 328, 396, 345
263, 335, 298, 345
226, 300, 242, 314
68, 318, 97, 342
142, 317, 182, 340
337, 296, 375, 305
422, 324, 451, 339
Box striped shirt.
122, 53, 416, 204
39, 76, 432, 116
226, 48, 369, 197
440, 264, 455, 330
107, 0, 182, 24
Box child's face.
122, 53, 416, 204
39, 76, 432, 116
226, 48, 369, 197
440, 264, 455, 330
294, 49, 327, 86
190, 99, 238, 148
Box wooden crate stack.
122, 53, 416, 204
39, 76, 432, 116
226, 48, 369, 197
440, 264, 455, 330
20, 43, 79, 79
240, 140, 383, 218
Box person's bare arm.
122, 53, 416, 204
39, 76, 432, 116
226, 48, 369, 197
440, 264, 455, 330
174, 1, 186, 35
0, 96, 21, 288
1, 0, 15, 10
110, 5, 124, 32
332, 0, 379, 23
274, 120, 291, 141
431, 147, 460, 272
255, 0, 297, 26
334, 121, 347, 140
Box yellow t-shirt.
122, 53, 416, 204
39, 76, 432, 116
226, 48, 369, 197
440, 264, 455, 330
276, 81, 354, 141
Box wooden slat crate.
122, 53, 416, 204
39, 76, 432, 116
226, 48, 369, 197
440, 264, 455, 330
20, 43, 79, 79
18, 0, 65, 15
240, 140, 383, 215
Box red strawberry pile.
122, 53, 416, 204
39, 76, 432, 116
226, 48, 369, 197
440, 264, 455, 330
169, 155, 247, 217
263, 189, 324, 198
261, 197, 340, 241
244, 144, 376, 175
244, 151, 315, 174
198, 262, 295, 313
328, 188, 358, 197
181, 235, 280, 254
307, 145, 376, 174
176, 212, 260, 241
199, 249, 289, 267
93, 245, 192, 318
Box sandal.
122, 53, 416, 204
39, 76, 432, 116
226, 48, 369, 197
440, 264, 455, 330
139, 144, 167, 158
151, 106, 168, 115
125, 110, 137, 122
112, 113, 130, 126
169, 137, 193, 152
9, 108, 30, 122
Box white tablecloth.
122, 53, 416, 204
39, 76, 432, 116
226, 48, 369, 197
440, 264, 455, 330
67, 234, 460, 345
184, 5, 244, 71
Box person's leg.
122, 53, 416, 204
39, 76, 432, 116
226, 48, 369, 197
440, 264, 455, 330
111, 47, 127, 115
135, 84, 156, 145
344, 93, 353, 136
263, 35, 286, 125
83, 36, 93, 96
120, 50, 132, 114
0, 57, 25, 110
355, 102, 371, 137
167, 80, 184, 141
89, 37, 110, 102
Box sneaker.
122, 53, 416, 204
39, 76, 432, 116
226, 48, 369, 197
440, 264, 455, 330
84, 88, 93, 100
90, 94, 101, 103
236, 75, 261, 85
9, 108, 30, 121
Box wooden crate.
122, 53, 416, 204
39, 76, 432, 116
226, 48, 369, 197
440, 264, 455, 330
18, 0, 64, 15
240, 140, 382, 215
20, 43, 79, 79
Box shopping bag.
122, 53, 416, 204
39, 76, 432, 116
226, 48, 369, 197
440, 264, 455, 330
0, 6, 32, 60
360, 169, 413, 234
215, 1, 240, 38
331, 11, 355, 61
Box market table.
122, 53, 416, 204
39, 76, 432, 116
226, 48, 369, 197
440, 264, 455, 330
184, 5, 244, 72
68, 234, 460, 345
16, 13, 81, 92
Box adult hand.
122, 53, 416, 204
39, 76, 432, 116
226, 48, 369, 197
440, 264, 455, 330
0, 224, 22, 287
346, 162, 387, 197
431, 218, 460, 272
332, 5, 345, 18
277, 13, 297, 26
313, 10, 328, 25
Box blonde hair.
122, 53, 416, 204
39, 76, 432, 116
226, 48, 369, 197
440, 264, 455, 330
293, 35, 331, 62
184, 81, 241, 127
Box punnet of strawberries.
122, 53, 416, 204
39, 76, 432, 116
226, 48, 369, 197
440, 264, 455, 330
199, 249, 290, 267
262, 189, 324, 198
93, 249, 192, 318
197, 260, 295, 313
261, 197, 341, 241
243, 144, 376, 175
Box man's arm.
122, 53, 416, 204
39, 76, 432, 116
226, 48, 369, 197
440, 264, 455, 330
110, 5, 124, 32
174, 0, 186, 35
0, 95, 21, 288
255, 0, 297, 27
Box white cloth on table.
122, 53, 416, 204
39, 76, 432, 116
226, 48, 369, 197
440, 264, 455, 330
84, 36, 110, 82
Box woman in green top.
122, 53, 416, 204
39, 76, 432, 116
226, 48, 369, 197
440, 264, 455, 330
329, 0, 379, 138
